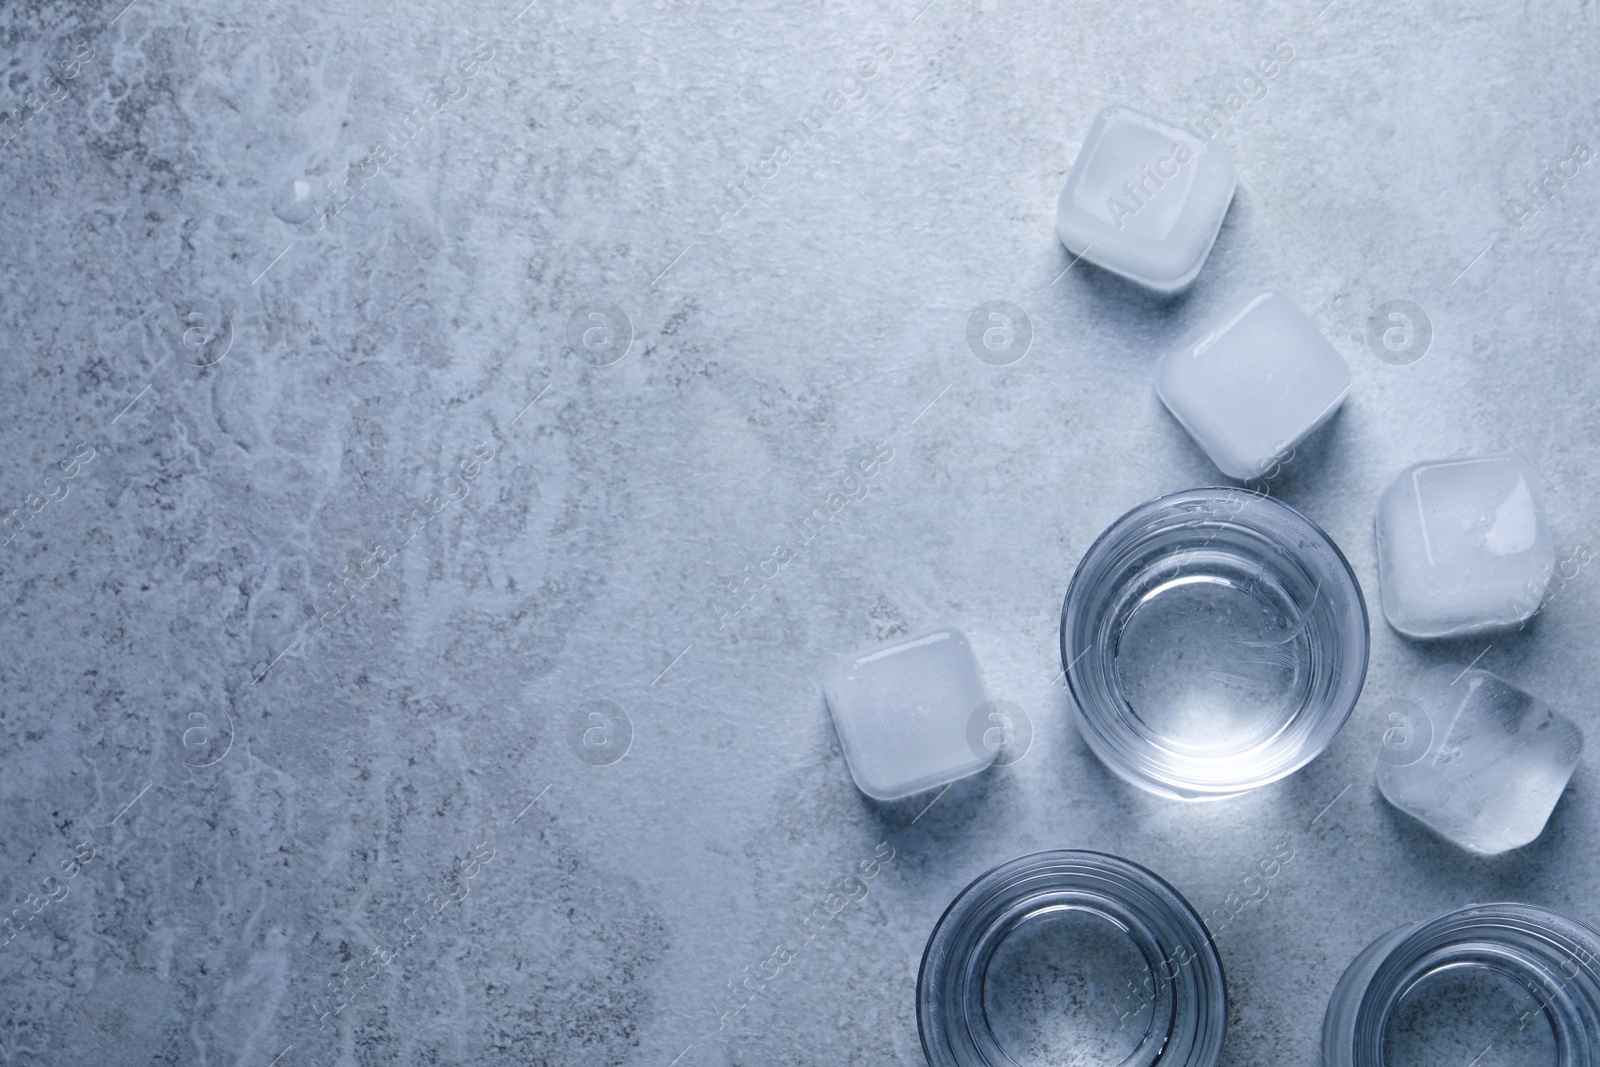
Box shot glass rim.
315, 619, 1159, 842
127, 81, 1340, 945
917, 848, 1226, 1067
1323, 902, 1600, 1067
1060, 486, 1370, 799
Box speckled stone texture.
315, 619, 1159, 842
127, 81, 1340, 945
1, 0, 1598, 1064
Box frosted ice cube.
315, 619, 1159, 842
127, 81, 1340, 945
1378, 666, 1581, 854
823, 627, 995, 800
1156, 290, 1351, 480
1375, 455, 1554, 638
1055, 106, 1236, 293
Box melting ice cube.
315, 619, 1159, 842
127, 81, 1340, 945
1375, 455, 1554, 638
823, 627, 995, 800
1378, 665, 1581, 854
1055, 105, 1236, 293
1156, 290, 1351, 480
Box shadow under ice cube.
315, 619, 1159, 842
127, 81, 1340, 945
1378, 666, 1581, 854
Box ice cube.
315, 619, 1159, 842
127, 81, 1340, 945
1155, 290, 1351, 480
1055, 105, 1236, 293
1378, 666, 1581, 854
1375, 455, 1554, 638
823, 627, 995, 801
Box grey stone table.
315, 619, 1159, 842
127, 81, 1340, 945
2, 0, 1598, 1063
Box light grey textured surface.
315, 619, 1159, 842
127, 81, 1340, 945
2, 0, 1598, 1063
